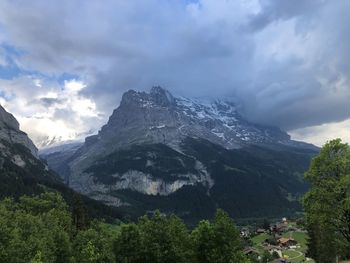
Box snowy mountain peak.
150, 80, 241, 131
42, 87, 316, 212
91, 87, 313, 156
176, 97, 239, 124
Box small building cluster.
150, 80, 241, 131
243, 217, 302, 263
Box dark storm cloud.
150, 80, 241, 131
0, 0, 350, 132
39, 97, 66, 107
248, 0, 327, 31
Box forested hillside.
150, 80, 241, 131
0, 138, 122, 221
0, 193, 249, 263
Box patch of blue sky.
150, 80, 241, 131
57, 72, 81, 85
0, 90, 14, 101
182, 0, 199, 4
1, 43, 26, 57
0, 63, 20, 79
0, 44, 35, 80
0, 43, 80, 85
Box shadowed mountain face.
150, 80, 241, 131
42, 87, 318, 223
0, 105, 122, 221
0, 104, 55, 198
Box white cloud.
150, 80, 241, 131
17, 117, 78, 145
290, 119, 350, 147
0, 77, 104, 148
64, 80, 85, 93
62, 80, 99, 117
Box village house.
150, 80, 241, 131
243, 247, 260, 257
278, 237, 297, 247
270, 217, 289, 234
270, 222, 288, 233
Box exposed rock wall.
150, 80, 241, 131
0, 105, 38, 157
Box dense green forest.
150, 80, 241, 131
0, 192, 249, 263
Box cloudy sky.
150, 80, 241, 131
0, 0, 350, 148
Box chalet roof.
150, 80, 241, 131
278, 237, 296, 244
243, 247, 259, 255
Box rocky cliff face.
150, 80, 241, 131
0, 105, 38, 157
0, 106, 62, 199
0, 105, 51, 193
82, 86, 306, 156
42, 87, 318, 222
68, 86, 313, 182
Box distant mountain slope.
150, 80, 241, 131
41, 87, 318, 223
39, 142, 83, 184
0, 105, 122, 220
78, 138, 314, 223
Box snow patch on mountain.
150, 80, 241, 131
42, 87, 316, 206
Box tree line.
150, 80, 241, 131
0, 192, 249, 263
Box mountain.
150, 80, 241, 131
35, 136, 78, 149
77, 86, 314, 154
0, 105, 38, 157
39, 142, 83, 184
34, 128, 96, 149
0, 105, 122, 220
43, 87, 317, 223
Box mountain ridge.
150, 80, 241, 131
84, 86, 315, 153
42, 87, 317, 222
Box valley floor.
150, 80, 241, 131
250, 220, 315, 263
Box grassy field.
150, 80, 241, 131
251, 233, 271, 245
282, 231, 309, 263
283, 250, 300, 258
282, 231, 308, 253
251, 233, 272, 254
